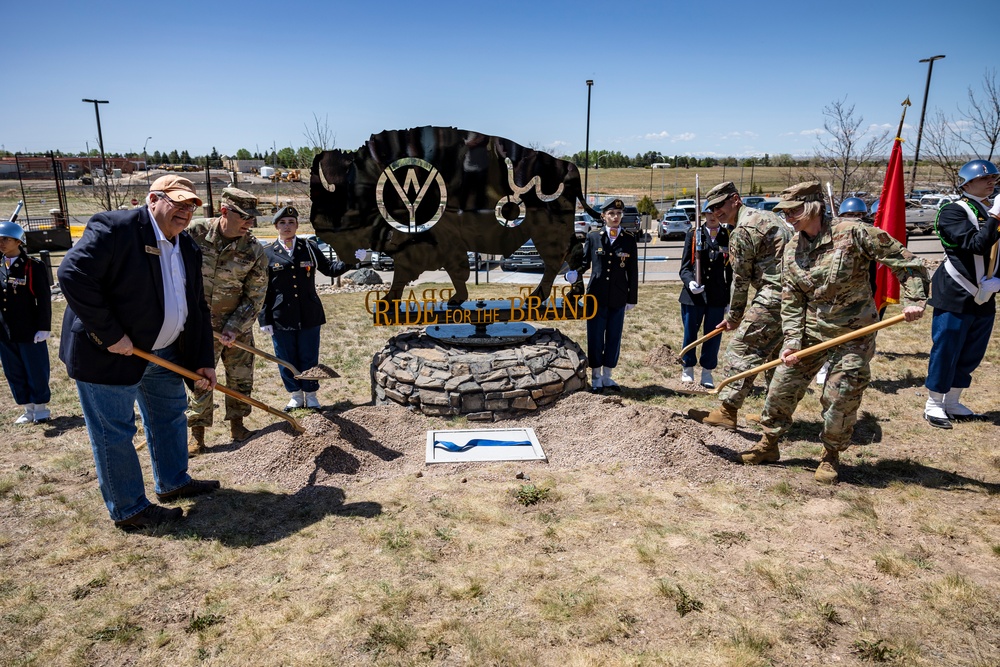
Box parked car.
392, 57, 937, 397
467, 251, 491, 269
919, 194, 958, 209
659, 214, 691, 241
666, 207, 690, 220
621, 205, 643, 236
755, 198, 781, 212
904, 200, 936, 235
500, 240, 544, 271
675, 198, 698, 220
743, 196, 765, 209
371, 251, 394, 270
574, 212, 599, 238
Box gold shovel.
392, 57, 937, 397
679, 327, 724, 357
708, 313, 908, 395
213, 332, 340, 381
132, 348, 305, 433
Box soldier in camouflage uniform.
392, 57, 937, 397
688, 181, 790, 429
186, 188, 268, 453
742, 182, 928, 484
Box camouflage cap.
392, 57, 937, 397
705, 181, 738, 207
149, 174, 203, 206
220, 187, 261, 217
603, 198, 625, 210
773, 180, 825, 210
273, 205, 299, 225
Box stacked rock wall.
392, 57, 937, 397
372, 328, 588, 420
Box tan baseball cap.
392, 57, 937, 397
149, 175, 204, 206
773, 180, 825, 210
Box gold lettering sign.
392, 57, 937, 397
364, 288, 597, 327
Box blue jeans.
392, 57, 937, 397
680, 303, 726, 369
271, 326, 321, 392
925, 308, 995, 393
0, 339, 51, 405
587, 304, 627, 368
76, 343, 191, 522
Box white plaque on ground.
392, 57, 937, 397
425, 428, 546, 464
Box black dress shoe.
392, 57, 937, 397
947, 411, 989, 422
603, 380, 622, 392
590, 384, 604, 394
923, 413, 953, 430
114, 504, 183, 530
156, 478, 221, 502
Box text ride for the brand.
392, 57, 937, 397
365, 287, 597, 327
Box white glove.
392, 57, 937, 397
688, 281, 705, 295
261, 325, 274, 336
33, 331, 50, 343
625, 303, 635, 312
355, 249, 368, 262
565, 270, 579, 283
979, 276, 1000, 294
990, 197, 1000, 218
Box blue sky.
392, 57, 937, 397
0, 0, 985, 160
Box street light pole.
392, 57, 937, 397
142, 136, 152, 185
82, 98, 111, 210
584, 80, 593, 203
910, 55, 945, 195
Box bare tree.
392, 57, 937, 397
956, 69, 1000, 161
303, 113, 335, 151
920, 109, 963, 189
300, 113, 336, 170
813, 98, 892, 199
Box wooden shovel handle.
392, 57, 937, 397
679, 327, 724, 357
214, 332, 303, 377
131, 348, 305, 433
710, 313, 908, 395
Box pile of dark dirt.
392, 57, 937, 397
209, 392, 770, 492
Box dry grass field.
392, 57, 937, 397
2, 281, 998, 667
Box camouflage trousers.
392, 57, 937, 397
759, 333, 875, 452
188, 331, 255, 428
716, 301, 783, 409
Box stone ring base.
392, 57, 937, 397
372, 327, 588, 420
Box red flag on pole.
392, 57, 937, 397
873, 137, 907, 311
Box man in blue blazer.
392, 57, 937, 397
59, 175, 220, 530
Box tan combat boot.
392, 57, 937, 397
814, 449, 840, 485
739, 433, 781, 465
230, 418, 254, 442
188, 426, 206, 456
688, 403, 738, 430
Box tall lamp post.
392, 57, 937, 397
910, 54, 945, 195
648, 153, 663, 197
594, 154, 605, 201
584, 80, 593, 203
82, 98, 111, 210
142, 136, 152, 185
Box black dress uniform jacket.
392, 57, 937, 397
578, 228, 639, 309
679, 225, 733, 307
58, 208, 215, 385
928, 197, 1000, 316
259, 237, 351, 330
0, 251, 51, 343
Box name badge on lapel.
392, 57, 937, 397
8, 277, 26, 285
145, 245, 161, 256
299, 261, 314, 268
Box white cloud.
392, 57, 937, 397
546, 140, 570, 149
643, 131, 672, 140
720, 131, 759, 140
671, 132, 696, 142
799, 128, 825, 136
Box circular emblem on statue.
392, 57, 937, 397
375, 157, 448, 234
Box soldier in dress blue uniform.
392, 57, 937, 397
0, 221, 52, 424
566, 199, 639, 392
259, 206, 364, 410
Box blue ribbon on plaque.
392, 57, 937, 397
433, 439, 532, 453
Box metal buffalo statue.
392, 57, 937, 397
310, 126, 593, 305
